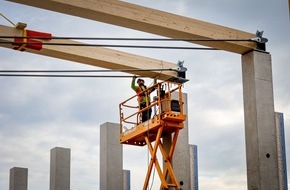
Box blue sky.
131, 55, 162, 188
0, 0, 289, 189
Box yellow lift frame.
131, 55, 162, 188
119, 81, 186, 189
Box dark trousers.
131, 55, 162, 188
140, 102, 152, 122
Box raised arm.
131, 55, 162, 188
131, 76, 138, 91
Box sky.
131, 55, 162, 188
0, 0, 289, 190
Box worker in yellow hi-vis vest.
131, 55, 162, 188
131, 76, 157, 122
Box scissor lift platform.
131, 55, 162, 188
120, 112, 186, 146
119, 81, 186, 189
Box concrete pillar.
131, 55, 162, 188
123, 170, 131, 190
189, 144, 198, 190
241, 50, 279, 189
100, 122, 123, 190
163, 92, 190, 190
275, 112, 288, 190
50, 147, 71, 190
9, 167, 28, 190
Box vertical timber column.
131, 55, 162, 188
100, 122, 123, 190
242, 50, 279, 189
163, 92, 190, 190
50, 147, 71, 190
9, 167, 28, 190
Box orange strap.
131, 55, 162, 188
16, 29, 27, 51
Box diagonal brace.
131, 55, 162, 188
143, 126, 167, 189
159, 129, 180, 189
143, 126, 181, 190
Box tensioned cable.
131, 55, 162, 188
0, 13, 16, 26
0, 67, 178, 78
0, 41, 217, 50
0, 68, 177, 77
0, 36, 255, 42
0, 36, 257, 50
0, 68, 176, 73
0, 74, 147, 78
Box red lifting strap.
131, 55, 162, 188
26, 30, 52, 40
13, 29, 52, 51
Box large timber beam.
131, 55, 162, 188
0, 24, 178, 81
6, 0, 257, 54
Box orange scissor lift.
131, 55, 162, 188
119, 81, 186, 190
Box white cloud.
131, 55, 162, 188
0, 0, 289, 190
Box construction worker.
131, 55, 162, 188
131, 76, 157, 123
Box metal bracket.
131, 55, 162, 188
177, 60, 187, 72
168, 60, 188, 83
251, 30, 268, 51
15, 22, 27, 29
176, 60, 187, 79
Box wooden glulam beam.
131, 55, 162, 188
7, 0, 257, 54
0, 24, 179, 81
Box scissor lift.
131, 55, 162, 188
119, 81, 186, 190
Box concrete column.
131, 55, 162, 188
123, 170, 131, 190
163, 92, 190, 190
275, 112, 288, 190
241, 50, 279, 189
189, 144, 198, 190
100, 122, 123, 190
9, 167, 28, 190
50, 147, 71, 190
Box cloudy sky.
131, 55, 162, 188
0, 0, 289, 190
